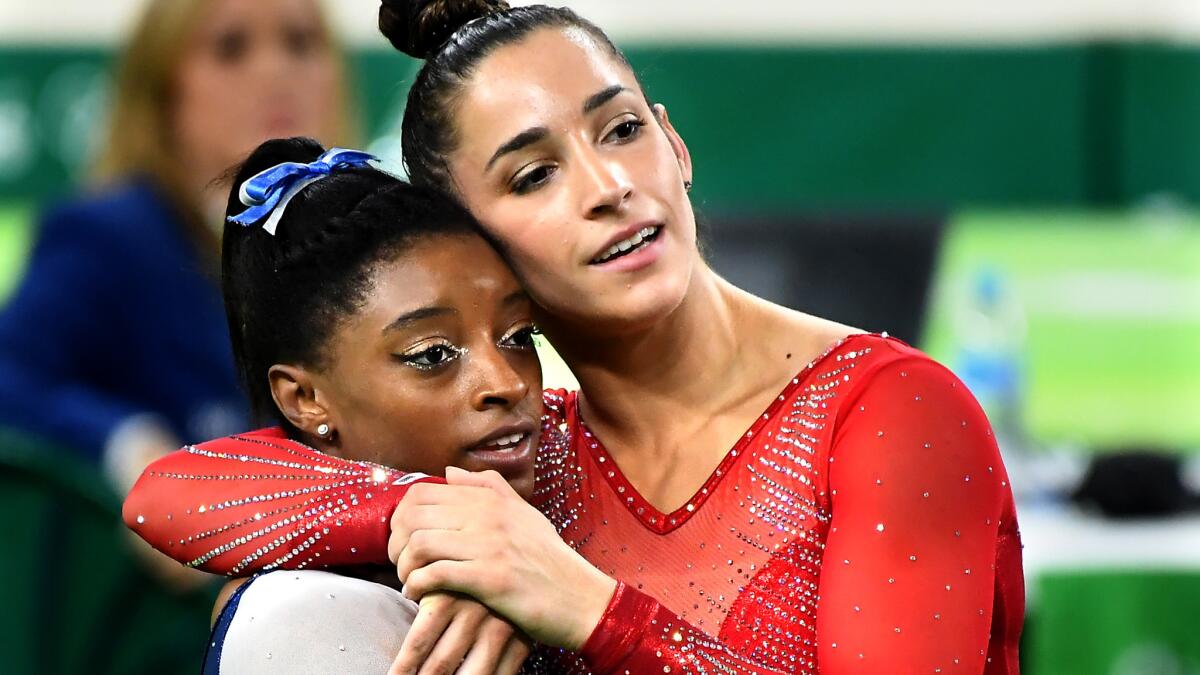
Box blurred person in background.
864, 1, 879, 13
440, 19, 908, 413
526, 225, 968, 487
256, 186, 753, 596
0, 0, 352, 497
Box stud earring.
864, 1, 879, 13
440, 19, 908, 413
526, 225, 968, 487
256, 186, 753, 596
684, 180, 693, 192
316, 423, 331, 438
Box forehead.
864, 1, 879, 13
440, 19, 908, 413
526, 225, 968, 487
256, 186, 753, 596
454, 28, 639, 144
362, 235, 519, 318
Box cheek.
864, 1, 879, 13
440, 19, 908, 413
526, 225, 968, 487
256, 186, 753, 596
338, 375, 465, 472
482, 208, 578, 293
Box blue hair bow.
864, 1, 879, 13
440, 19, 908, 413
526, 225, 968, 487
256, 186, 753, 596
227, 147, 377, 235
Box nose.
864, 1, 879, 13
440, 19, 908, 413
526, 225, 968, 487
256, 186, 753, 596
577, 146, 633, 219
470, 347, 531, 411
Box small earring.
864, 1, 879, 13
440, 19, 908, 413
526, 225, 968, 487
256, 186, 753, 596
316, 423, 331, 438
684, 180, 693, 192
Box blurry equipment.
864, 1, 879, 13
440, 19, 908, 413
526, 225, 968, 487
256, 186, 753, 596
1073, 451, 1198, 518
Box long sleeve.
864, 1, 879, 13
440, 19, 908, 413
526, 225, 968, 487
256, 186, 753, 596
815, 357, 1020, 673
0, 203, 145, 457
576, 583, 795, 674
123, 429, 442, 575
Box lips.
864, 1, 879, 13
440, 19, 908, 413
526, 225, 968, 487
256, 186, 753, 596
463, 420, 538, 475
589, 221, 664, 265
471, 430, 529, 453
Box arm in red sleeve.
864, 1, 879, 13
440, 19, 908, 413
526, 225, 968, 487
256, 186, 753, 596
122, 428, 442, 575
816, 357, 1012, 672
578, 582, 793, 674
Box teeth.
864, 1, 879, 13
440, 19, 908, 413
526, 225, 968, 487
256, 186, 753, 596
481, 433, 524, 450
595, 226, 659, 263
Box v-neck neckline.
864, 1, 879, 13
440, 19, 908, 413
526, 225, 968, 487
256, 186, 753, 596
573, 333, 872, 535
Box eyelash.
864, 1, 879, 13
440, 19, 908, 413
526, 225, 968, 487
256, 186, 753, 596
399, 341, 465, 371
607, 118, 646, 143
509, 116, 647, 195
501, 324, 541, 349
398, 325, 539, 372
512, 166, 554, 195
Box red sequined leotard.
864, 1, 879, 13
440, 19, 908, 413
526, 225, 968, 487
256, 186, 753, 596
125, 334, 1023, 674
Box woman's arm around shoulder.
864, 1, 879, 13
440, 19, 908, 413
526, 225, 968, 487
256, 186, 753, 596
123, 428, 444, 575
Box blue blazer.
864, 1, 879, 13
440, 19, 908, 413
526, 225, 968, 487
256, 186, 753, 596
0, 177, 248, 461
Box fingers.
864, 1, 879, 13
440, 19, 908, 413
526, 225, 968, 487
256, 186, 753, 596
402, 482, 498, 506
389, 504, 469, 563
494, 631, 534, 675
458, 618, 530, 675
416, 600, 487, 675
390, 594, 457, 675
445, 467, 514, 496
396, 529, 477, 584
388, 487, 500, 563
403, 559, 474, 601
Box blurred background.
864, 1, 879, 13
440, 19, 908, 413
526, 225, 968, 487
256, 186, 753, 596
0, 1, 1197, 673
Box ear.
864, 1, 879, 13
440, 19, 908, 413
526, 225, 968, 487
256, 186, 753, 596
268, 364, 334, 444
653, 103, 693, 187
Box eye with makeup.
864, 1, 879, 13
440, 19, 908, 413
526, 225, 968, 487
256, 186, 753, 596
397, 339, 465, 371
510, 163, 556, 196
603, 115, 647, 144
499, 323, 541, 350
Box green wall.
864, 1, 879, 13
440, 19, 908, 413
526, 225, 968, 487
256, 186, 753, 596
3, 43, 1200, 214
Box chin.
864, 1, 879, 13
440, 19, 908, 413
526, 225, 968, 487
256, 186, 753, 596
599, 265, 692, 326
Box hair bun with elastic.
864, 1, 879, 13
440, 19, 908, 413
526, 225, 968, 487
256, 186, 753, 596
379, 0, 510, 59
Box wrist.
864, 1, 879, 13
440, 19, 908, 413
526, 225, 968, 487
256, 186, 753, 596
566, 566, 619, 651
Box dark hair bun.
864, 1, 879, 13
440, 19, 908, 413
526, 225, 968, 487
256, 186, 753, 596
379, 0, 510, 58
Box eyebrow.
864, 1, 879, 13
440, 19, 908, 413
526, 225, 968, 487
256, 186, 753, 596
501, 289, 529, 307
483, 85, 631, 173
485, 127, 549, 171
383, 306, 454, 334
583, 84, 627, 114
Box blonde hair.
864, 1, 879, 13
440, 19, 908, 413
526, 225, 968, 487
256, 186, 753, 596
93, 0, 356, 229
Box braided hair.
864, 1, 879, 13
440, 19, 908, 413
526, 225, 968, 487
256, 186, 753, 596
221, 136, 478, 427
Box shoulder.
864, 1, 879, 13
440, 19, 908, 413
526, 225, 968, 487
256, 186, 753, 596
214, 570, 417, 674
233, 569, 416, 620
806, 333, 980, 425
823, 336, 997, 458
813, 332, 942, 381
844, 333, 964, 391
785, 331, 932, 400
190, 427, 297, 453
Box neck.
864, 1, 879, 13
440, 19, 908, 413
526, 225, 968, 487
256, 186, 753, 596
542, 265, 749, 444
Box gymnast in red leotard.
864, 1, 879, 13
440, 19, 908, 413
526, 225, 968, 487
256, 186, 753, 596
127, 3, 1024, 672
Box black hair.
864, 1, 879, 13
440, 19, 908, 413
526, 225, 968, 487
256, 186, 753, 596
222, 137, 478, 429
378, 1, 640, 192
